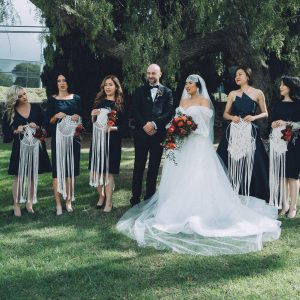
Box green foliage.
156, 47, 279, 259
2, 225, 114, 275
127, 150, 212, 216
0, 69, 13, 86
12, 63, 41, 88
0, 0, 19, 24
121, 1, 185, 91
29, 0, 300, 93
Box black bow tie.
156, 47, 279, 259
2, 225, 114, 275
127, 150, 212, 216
149, 85, 159, 89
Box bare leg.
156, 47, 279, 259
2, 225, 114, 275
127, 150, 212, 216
66, 177, 74, 212
96, 184, 105, 206
103, 174, 115, 212
12, 177, 21, 217
287, 178, 299, 219
53, 178, 62, 215
26, 179, 35, 213
279, 178, 289, 215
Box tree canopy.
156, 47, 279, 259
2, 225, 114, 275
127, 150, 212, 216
0, 69, 13, 87
29, 0, 300, 90
12, 63, 41, 88
0, 0, 283, 118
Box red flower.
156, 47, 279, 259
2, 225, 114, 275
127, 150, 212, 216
181, 116, 187, 121
167, 126, 175, 133
178, 128, 187, 136
74, 124, 85, 137
107, 120, 115, 127
281, 126, 293, 142
107, 109, 118, 126
162, 112, 198, 154
167, 142, 176, 149
33, 128, 48, 141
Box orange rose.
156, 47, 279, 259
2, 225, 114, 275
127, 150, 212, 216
177, 121, 184, 127
181, 116, 187, 121
187, 120, 192, 126
167, 126, 175, 133
168, 143, 176, 149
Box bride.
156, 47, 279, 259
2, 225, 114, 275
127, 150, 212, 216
116, 75, 281, 256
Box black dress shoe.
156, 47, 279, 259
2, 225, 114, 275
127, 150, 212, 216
96, 198, 106, 209
130, 197, 140, 207
143, 194, 154, 201
96, 202, 105, 209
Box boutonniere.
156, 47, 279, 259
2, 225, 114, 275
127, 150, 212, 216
154, 87, 164, 102
157, 87, 164, 97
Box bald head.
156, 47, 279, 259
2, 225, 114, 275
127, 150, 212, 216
146, 63, 162, 85
147, 64, 161, 73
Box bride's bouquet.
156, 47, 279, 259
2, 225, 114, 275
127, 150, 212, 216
162, 112, 198, 164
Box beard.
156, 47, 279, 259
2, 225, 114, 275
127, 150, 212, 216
147, 78, 159, 85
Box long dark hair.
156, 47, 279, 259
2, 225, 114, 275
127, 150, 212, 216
93, 75, 124, 111
281, 76, 300, 102
235, 66, 253, 86
52, 72, 74, 96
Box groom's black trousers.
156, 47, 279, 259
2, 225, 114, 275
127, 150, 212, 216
131, 129, 164, 205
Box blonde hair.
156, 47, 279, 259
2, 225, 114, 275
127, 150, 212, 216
5, 85, 24, 125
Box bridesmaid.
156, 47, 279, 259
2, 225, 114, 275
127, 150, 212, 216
46, 73, 82, 215
89, 75, 128, 212
2, 85, 51, 217
217, 66, 270, 201
271, 76, 300, 218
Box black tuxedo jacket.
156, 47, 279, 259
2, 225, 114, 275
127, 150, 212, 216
132, 84, 174, 132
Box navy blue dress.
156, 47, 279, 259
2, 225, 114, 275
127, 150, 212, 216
271, 101, 300, 179
88, 99, 128, 174
217, 93, 270, 201
2, 104, 52, 175
46, 95, 82, 178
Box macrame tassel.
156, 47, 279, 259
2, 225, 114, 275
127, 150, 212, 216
16, 126, 40, 204
227, 120, 256, 200
269, 125, 288, 209
89, 108, 110, 187
56, 115, 81, 201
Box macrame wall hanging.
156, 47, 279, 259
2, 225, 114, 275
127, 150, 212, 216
269, 125, 287, 209
56, 115, 81, 201
227, 120, 256, 200
16, 125, 40, 204
89, 108, 111, 187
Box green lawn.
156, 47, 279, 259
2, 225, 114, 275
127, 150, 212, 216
0, 141, 299, 300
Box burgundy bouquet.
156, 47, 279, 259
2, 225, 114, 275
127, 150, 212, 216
33, 128, 48, 142
74, 124, 85, 137
281, 125, 293, 142
107, 109, 118, 127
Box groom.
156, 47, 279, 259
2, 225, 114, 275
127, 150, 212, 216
130, 64, 174, 206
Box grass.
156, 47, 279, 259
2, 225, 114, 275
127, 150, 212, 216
0, 141, 300, 299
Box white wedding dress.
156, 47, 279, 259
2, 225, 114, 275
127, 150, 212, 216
117, 106, 281, 255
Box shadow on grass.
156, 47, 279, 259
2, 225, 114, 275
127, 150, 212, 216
0, 245, 287, 299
